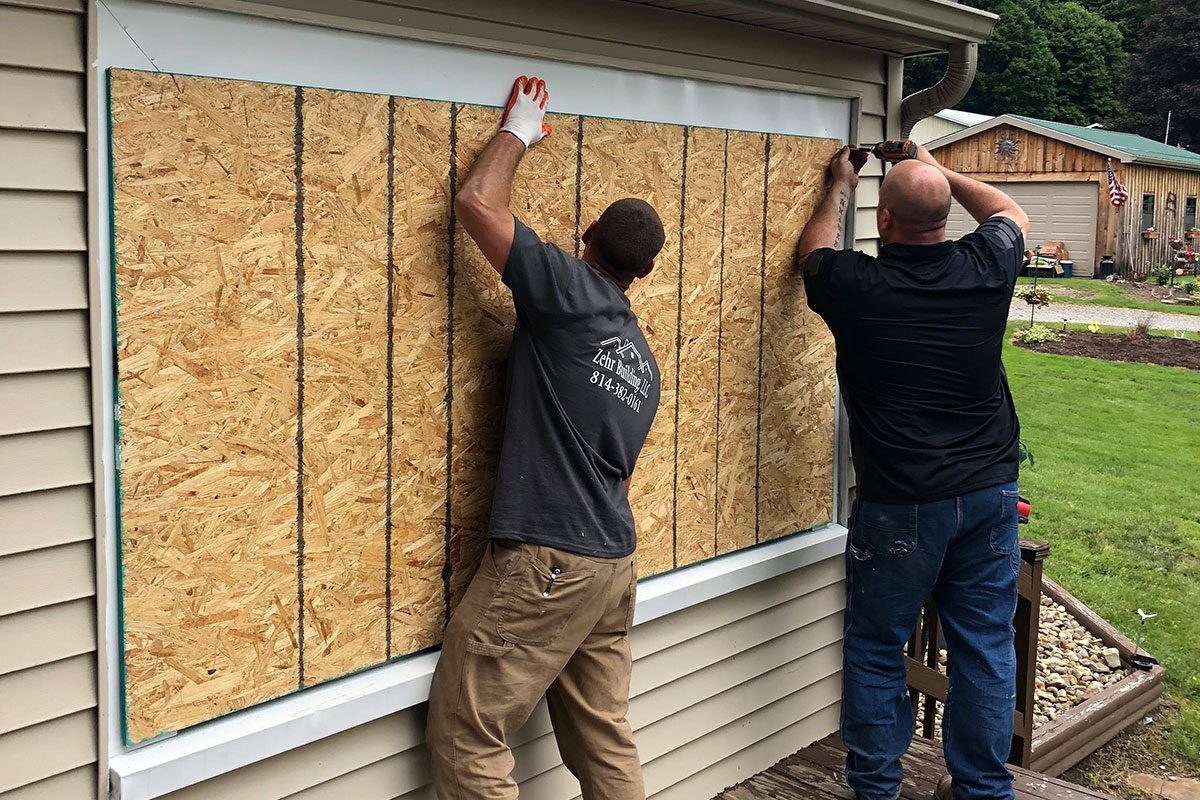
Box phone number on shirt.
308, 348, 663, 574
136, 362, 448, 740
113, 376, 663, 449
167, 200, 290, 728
590, 370, 643, 413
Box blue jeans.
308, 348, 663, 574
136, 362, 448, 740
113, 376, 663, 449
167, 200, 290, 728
841, 481, 1020, 800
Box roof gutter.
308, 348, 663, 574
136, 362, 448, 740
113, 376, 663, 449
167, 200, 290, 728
899, 41, 977, 139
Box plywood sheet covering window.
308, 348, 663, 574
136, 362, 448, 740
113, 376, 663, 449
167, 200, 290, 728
675, 127, 727, 567
448, 107, 579, 607
111, 73, 302, 744
579, 118, 684, 577
758, 136, 839, 541
716, 132, 768, 554
111, 68, 838, 741
389, 98, 452, 658
298, 88, 391, 685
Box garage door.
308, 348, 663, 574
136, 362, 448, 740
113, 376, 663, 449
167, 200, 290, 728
945, 181, 1098, 276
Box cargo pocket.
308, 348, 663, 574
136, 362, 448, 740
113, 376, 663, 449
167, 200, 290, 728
850, 501, 918, 561
990, 489, 1020, 556
465, 638, 514, 658
496, 553, 598, 646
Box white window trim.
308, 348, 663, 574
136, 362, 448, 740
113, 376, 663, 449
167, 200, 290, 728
92, 2, 857, 797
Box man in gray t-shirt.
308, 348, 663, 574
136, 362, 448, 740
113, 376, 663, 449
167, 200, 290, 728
426, 75, 664, 800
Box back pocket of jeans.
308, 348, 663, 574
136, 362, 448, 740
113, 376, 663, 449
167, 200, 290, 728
989, 489, 1020, 556
850, 501, 918, 560
496, 555, 598, 646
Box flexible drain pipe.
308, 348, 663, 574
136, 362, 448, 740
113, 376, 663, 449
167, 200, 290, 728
899, 42, 979, 139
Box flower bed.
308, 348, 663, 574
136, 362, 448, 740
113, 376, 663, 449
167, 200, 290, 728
1030, 579, 1166, 777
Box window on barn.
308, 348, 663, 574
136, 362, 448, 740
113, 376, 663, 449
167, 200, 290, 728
1186, 196, 1197, 230
1142, 194, 1156, 230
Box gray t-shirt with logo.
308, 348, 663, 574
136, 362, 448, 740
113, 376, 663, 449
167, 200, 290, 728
487, 219, 661, 558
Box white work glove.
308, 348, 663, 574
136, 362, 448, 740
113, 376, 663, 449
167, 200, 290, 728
500, 75, 551, 149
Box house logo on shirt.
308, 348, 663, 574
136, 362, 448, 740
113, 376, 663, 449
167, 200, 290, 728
589, 337, 654, 413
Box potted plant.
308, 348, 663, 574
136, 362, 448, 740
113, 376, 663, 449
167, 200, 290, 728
1143, 227, 1160, 240
1186, 227, 1200, 241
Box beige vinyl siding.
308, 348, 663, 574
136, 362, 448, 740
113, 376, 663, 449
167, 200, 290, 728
0, 1, 97, 799
157, 558, 846, 800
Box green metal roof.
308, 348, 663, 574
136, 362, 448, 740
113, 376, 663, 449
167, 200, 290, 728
1010, 114, 1200, 172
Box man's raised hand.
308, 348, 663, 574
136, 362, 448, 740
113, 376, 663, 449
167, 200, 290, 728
500, 75, 552, 149
828, 146, 859, 191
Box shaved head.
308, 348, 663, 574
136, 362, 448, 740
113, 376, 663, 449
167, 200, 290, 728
877, 160, 952, 245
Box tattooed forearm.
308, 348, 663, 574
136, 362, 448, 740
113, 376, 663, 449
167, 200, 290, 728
834, 189, 849, 247
797, 179, 855, 264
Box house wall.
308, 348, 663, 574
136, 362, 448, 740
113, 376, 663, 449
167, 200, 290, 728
0, 0, 898, 797
1120, 164, 1200, 274
0, 2, 104, 799
930, 123, 1116, 273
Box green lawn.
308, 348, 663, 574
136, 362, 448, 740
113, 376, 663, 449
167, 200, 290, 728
1016, 277, 1200, 317
1005, 326, 1200, 767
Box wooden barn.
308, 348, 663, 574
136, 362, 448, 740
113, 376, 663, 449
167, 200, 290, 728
929, 114, 1200, 277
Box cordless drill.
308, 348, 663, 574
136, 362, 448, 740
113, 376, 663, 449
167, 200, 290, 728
848, 140, 919, 172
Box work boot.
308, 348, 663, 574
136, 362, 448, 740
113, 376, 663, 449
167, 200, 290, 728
935, 774, 953, 800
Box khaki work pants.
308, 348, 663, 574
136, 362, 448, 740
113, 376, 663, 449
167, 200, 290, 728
426, 539, 643, 800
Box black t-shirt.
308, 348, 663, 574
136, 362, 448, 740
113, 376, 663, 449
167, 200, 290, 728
803, 216, 1024, 504
487, 219, 661, 558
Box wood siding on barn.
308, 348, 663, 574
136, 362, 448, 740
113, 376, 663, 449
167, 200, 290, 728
931, 123, 1107, 176
1119, 164, 1200, 275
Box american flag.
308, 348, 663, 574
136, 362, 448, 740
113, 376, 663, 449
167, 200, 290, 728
1107, 159, 1129, 207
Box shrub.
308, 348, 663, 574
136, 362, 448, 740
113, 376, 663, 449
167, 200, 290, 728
1183, 281, 1197, 295
1150, 264, 1174, 286
1014, 324, 1059, 345
1014, 285, 1053, 307
1131, 314, 1154, 339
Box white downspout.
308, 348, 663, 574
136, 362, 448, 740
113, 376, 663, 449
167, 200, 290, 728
899, 42, 978, 139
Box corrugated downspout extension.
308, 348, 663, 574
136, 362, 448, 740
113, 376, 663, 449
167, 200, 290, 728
899, 42, 978, 139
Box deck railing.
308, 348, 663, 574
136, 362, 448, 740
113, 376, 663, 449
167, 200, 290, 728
904, 540, 1051, 769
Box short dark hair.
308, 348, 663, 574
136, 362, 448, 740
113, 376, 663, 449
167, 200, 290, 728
591, 198, 666, 278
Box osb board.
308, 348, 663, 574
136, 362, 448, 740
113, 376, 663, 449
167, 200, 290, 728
579, 117, 684, 577
389, 97, 452, 658
448, 106, 579, 606
675, 127, 727, 567
111, 67, 839, 741
297, 88, 390, 685
758, 136, 839, 541
111, 72, 301, 744
716, 131, 768, 554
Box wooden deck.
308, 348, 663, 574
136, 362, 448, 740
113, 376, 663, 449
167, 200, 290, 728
714, 735, 1118, 800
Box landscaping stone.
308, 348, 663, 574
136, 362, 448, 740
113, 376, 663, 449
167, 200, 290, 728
928, 596, 1129, 737
1103, 648, 1122, 669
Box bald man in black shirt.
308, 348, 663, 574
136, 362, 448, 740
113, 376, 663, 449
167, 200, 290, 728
798, 145, 1030, 800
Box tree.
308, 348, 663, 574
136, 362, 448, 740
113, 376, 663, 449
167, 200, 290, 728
904, 0, 1061, 118
903, 0, 1125, 127
1043, 2, 1126, 125
1076, 0, 1153, 47
1121, 0, 1200, 148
